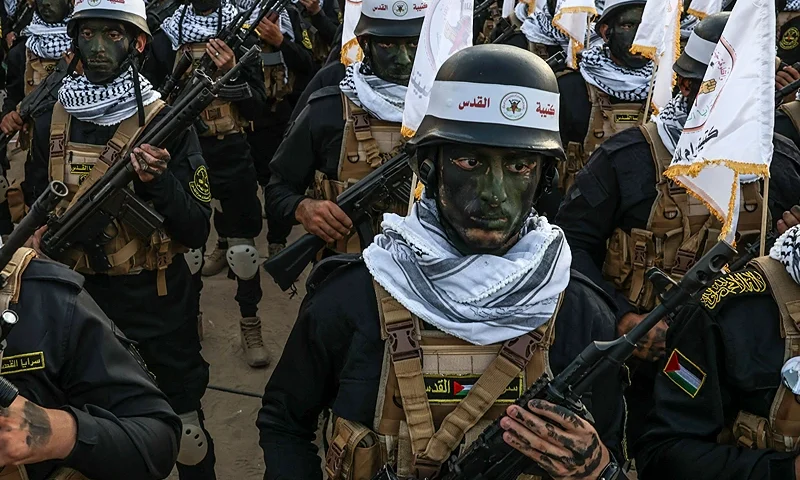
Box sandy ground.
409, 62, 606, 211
6, 144, 311, 480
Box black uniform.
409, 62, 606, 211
247, 8, 315, 245
25, 104, 215, 478
257, 258, 627, 480
144, 30, 268, 319
2, 41, 27, 119
264, 84, 343, 226
288, 60, 344, 121
775, 109, 800, 152
7, 258, 181, 480
634, 267, 798, 479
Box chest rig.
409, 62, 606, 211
24, 48, 58, 96
0, 249, 90, 480
728, 257, 800, 452
602, 122, 765, 312
48, 101, 184, 296
324, 282, 562, 480
178, 43, 249, 138
558, 84, 645, 193
258, 45, 295, 110
313, 95, 406, 253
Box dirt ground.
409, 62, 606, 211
6, 144, 311, 480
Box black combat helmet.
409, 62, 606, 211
407, 44, 565, 170
595, 0, 647, 34
673, 12, 730, 79
354, 0, 426, 37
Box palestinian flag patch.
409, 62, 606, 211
664, 350, 706, 398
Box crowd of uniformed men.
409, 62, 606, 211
0, 0, 798, 477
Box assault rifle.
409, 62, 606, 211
159, 0, 290, 100
264, 151, 413, 291
0, 55, 78, 149
39, 46, 260, 271
373, 240, 737, 480
6, 0, 33, 44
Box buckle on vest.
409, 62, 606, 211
412, 455, 441, 479
100, 139, 125, 165
204, 107, 223, 121
668, 181, 684, 197
387, 319, 420, 362
633, 242, 648, 268
501, 330, 544, 369
50, 134, 65, 158
672, 249, 697, 276
324, 442, 345, 478
352, 112, 371, 132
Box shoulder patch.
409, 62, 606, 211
1, 352, 45, 375
302, 29, 313, 50
189, 165, 212, 203
308, 85, 342, 103
664, 349, 706, 397
306, 253, 363, 293
699, 268, 768, 311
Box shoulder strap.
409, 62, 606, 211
374, 280, 560, 477
0, 248, 38, 313
639, 122, 672, 183
750, 257, 800, 349
49, 102, 70, 184
779, 101, 800, 136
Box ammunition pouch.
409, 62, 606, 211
6, 184, 27, 223
728, 258, 800, 453
325, 417, 385, 480
603, 123, 766, 311
24, 49, 58, 96
261, 49, 295, 107
217, 82, 253, 102
558, 84, 645, 193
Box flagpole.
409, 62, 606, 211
641, 57, 658, 124
408, 173, 419, 211
759, 175, 770, 257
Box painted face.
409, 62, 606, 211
606, 6, 649, 70
435, 144, 543, 255
35, 0, 69, 24
192, 0, 221, 14
77, 20, 134, 84
365, 36, 418, 85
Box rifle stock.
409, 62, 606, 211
371, 241, 737, 480
264, 151, 412, 291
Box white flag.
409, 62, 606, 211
665, 0, 774, 243
341, 0, 364, 65
630, 0, 682, 113
401, 0, 474, 137
502, 0, 515, 17
686, 0, 722, 18
552, 0, 597, 68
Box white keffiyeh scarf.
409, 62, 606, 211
652, 94, 689, 155
161, 1, 239, 50
680, 14, 699, 41
579, 45, 654, 101
4, 0, 15, 17
787, 0, 800, 10
22, 12, 71, 60
339, 62, 406, 122
771, 225, 800, 285
363, 193, 572, 346
516, 2, 568, 47
58, 67, 161, 126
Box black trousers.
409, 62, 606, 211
246, 126, 292, 245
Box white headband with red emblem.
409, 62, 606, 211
360, 0, 427, 20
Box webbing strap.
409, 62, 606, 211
0, 248, 37, 312
779, 101, 800, 136
49, 103, 69, 184
750, 257, 800, 347
639, 122, 672, 183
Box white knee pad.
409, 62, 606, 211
177, 411, 208, 466
184, 248, 203, 275
226, 238, 259, 280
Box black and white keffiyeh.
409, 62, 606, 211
579, 45, 654, 101
771, 224, 800, 285
4, 0, 15, 17
340, 62, 406, 122
363, 193, 572, 346
234, 0, 294, 39
58, 67, 161, 126
652, 93, 689, 155
161, 1, 239, 49
680, 14, 699, 41
787, 0, 800, 10
22, 12, 72, 60
516, 2, 568, 47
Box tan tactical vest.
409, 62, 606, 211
23, 48, 58, 96
48, 101, 185, 296
313, 95, 406, 253
558, 84, 646, 193
259, 46, 295, 110
602, 122, 765, 312
779, 100, 800, 135
324, 282, 562, 480
177, 43, 249, 138
728, 257, 800, 452
0, 248, 90, 480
